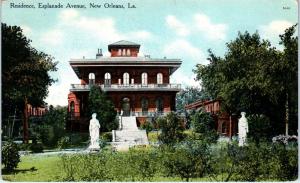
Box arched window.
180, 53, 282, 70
221, 122, 227, 134
89, 73, 95, 85
155, 97, 164, 114
123, 72, 130, 86
141, 97, 148, 115
118, 49, 122, 56
70, 101, 75, 118
157, 73, 163, 84
104, 72, 111, 87
141, 72, 148, 86
122, 49, 126, 56
127, 49, 131, 56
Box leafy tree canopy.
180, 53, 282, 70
87, 86, 118, 132
193, 25, 298, 135
2, 23, 58, 142
176, 86, 210, 113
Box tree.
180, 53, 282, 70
87, 86, 118, 132
278, 25, 298, 135
191, 109, 218, 143
176, 86, 209, 113
30, 106, 67, 147
157, 112, 185, 144
193, 26, 298, 136
2, 23, 57, 143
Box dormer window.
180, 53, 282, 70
108, 40, 140, 57
127, 49, 131, 56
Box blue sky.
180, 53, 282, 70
2, 0, 298, 106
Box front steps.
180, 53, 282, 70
112, 116, 149, 151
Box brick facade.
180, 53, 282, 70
185, 100, 238, 137
67, 41, 181, 132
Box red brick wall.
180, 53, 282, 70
81, 67, 170, 85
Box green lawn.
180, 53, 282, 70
1, 154, 210, 182
2, 155, 63, 182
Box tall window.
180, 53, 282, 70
104, 72, 111, 86
141, 72, 148, 86
118, 49, 121, 56
155, 97, 164, 113
221, 122, 227, 134
89, 73, 95, 85
123, 72, 130, 86
141, 97, 148, 115
122, 49, 126, 56
70, 102, 75, 113
157, 73, 163, 84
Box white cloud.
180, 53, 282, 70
260, 20, 293, 39
20, 25, 32, 35
40, 29, 64, 46
128, 30, 153, 40
194, 14, 228, 41
170, 69, 200, 87
59, 9, 79, 21
166, 15, 190, 36
163, 39, 207, 88
58, 9, 155, 44
163, 39, 206, 64
59, 10, 124, 43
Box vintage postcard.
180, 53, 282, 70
1, 0, 298, 182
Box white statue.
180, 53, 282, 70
88, 113, 100, 150
238, 112, 248, 146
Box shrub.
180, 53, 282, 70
29, 142, 44, 153
57, 136, 70, 149
140, 120, 154, 136
67, 133, 89, 147
101, 132, 112, 142
61, 153, 111, 181
209, 141, 298, 181
272, 134, 298, 145
157, 112, 185, 144
161, 140, 211, 181
1, 141, 20, 171
271, 143, 298, 181
247, 114, 273, 143
191, 109, 218, 143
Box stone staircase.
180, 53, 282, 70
112, 116, 149, 151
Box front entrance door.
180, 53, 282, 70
122, 98, 130, 116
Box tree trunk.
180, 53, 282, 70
285, 92, 289, 136
229, 114, 232, 139
23, 97, 29, 143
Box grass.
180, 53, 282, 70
2, 155, 63, 182
1, 154, 209, 182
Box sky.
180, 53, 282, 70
2, 0, 298, 106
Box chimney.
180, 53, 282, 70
96, 48, 103, 59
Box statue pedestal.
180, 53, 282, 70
88, 144, 100, 150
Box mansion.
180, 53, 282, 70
67, 40, 182, 131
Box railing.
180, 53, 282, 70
67, 112, 82, 120
70, 83, 181, 91
134, 111, 165, 117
